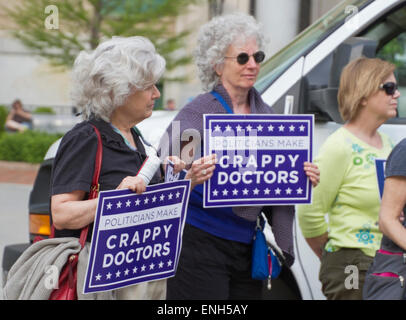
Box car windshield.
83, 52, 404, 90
255, 0, 373, 93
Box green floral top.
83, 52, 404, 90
297, 127, 394, 257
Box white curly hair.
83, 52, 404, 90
71, 36, 166, 122
194, 13, 266, 92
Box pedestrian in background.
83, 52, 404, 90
377, 139, 406, 252
298, 57, 399, 299
5, 99, 33, 132
164, 98, 177, 111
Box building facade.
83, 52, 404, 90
0, 0, 342, 113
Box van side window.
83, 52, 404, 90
376, 33, 406, 117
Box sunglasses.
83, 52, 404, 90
225, 51, 266, 65
379, 82, 398, 96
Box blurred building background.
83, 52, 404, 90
0, 0, 342, 114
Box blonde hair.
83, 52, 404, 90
338, 57, 396, 122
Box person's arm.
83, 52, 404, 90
379, 176, 406, 250
5, 119, 26, 132
5, 110, 25, 131
16, 108, 32, 121
158, 105, 216, 189
52, 169, 158, 229
185, 154, 217, 189
303, 161, 320, 187
297, 135, 349, 259
305, 232, 329, 259
6, 109, 15, 122
162, 153, 216, 189
51, 128, 100, 230
51, 191, 98, 230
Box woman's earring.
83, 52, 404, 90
215, 64, 223, 77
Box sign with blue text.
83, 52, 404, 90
165, 159, 188, 182
83, 180, 191, 294
375, 158, 386, 200
203, 114, 314, 208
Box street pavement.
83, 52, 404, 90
0, 161, 39, 184
0, 162, 37, 295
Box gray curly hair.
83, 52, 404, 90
194, 13, 265, 92
71, 36, 166, 122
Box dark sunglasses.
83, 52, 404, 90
225, 51, 266, 65
379, 82, 398, 96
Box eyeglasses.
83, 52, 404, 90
224, 51, 266, 65
379, 82, 398, 96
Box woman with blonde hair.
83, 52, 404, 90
298, 57, 400, 299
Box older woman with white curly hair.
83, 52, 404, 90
50, 36, 213, 300
161, 14, 319, 300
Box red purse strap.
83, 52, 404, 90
88, 124, 103, 199
50, 124, 103, 247
78, 124, 103, 248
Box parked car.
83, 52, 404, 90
1, 110, 177, 286
3, 0, 406, 299
32, 113, 81, 134
256, 0, 406, 299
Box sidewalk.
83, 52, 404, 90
0, 161, 39, 185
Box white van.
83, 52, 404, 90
256, 0, 406, 299
2, 0, 406, 300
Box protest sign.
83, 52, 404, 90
165, 159, 187, 182
83, 180, 191, 294
203, 114, 313, 207
375, 158, 386, 200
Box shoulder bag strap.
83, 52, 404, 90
49, 125, 102, 247
210, 91, 234, 114
88, 124, 103, 200
78, 124, 103, 248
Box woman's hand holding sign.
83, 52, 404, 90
118, 156, 187, 194
116, 176, 146, 194
186, 154, 217, 189
165, 156, 187, 174
303, 162, 320, 187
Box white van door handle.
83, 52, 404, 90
284, 95, 294, 114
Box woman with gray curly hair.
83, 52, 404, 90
161, 14, 319, 299
50, 36, 213, 299
71, 36, 166, 122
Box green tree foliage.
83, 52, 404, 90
5, 0, 198, 81
377, 33, 406, 86
378, 34, 406, 68
33, 107, 55, 114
